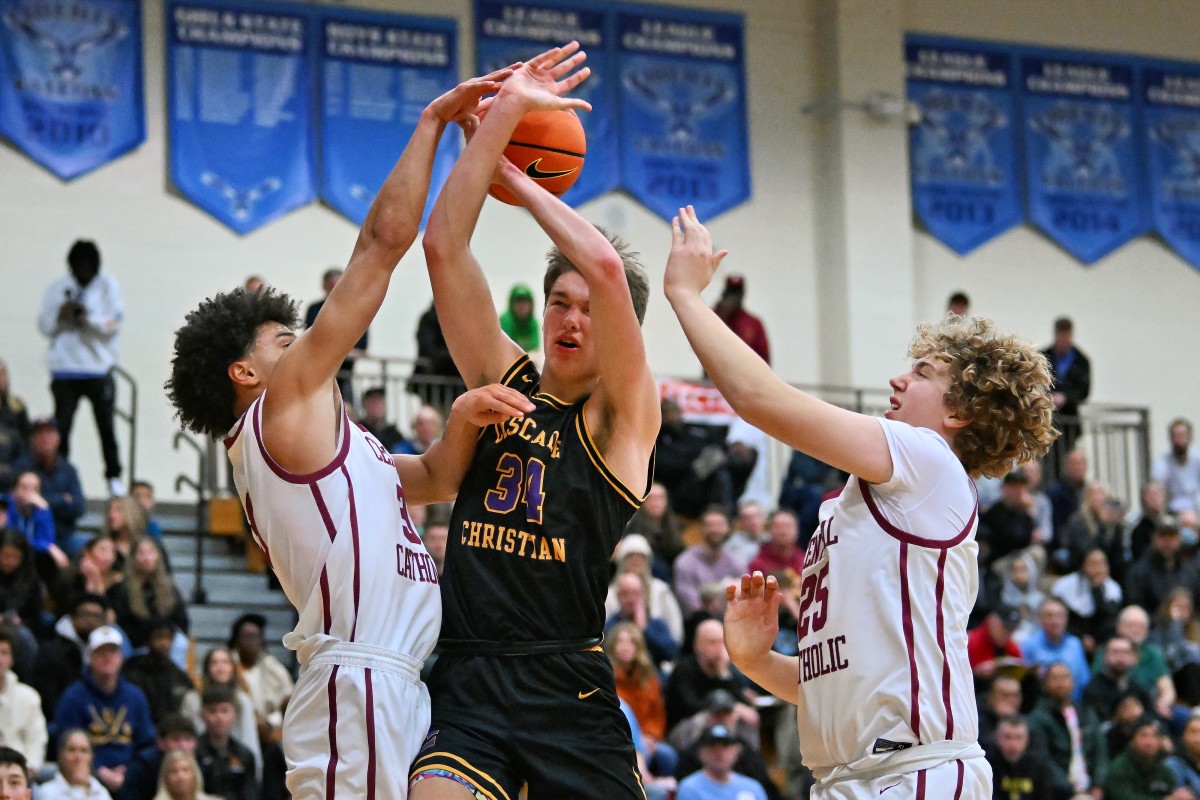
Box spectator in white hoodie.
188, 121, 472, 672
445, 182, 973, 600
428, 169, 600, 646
36, 240, 125, 497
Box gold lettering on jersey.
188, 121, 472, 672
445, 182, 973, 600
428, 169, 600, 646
493, 418, 561, 459
458, 520, 566, 562
799, 634, 849, 683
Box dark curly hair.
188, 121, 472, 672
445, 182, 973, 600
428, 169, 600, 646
910, 315, 1059, 478
165, 288, 299, 437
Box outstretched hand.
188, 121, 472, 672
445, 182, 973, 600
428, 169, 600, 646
497, 41, 592, 113
663, 205, 728, 300
452, 383, 536, 428
428, 65, 516, 127
724, 572, 782, 671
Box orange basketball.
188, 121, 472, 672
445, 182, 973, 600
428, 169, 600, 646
484, 109, 586, 206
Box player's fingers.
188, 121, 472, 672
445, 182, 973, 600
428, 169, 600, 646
726, 583, 738, 602
763, 575, 778, 604
739, 572, 754, 598
558, 97, 592, 112
550, 50, 587, 79
713, 250, 729, 268
558, 67, 591, 94
671, 216, 683, 244
491, 386, 537, 412
481, 64, 518, 82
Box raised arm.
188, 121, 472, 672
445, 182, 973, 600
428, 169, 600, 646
261, 74, 509, 470
495, 158, 660, 486
395, 384, 534, 506
422, 43, 590, 389
663, 206, 893, 484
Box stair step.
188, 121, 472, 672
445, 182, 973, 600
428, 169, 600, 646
160, 534, 240, 559
191, 636, 293, 668
174, 571, 285, 602
188, 606, 296, 641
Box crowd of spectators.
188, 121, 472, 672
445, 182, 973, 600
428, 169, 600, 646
5, 262, 1198, 800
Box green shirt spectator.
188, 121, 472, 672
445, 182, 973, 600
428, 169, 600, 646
499, 283, 540, 353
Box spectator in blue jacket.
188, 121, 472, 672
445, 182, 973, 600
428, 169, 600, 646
53, 625, 156, 795
13, 418, 86, 555
5, 470, 68, 584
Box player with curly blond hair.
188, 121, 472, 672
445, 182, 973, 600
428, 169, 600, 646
663, 206, 1058, 799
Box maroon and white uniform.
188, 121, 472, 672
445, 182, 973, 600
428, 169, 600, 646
226, 394, 441, 800
795, 418, 990, 799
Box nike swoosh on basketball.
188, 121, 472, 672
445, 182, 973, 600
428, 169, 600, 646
525, 159, 576, 180
577, 688, 600, 700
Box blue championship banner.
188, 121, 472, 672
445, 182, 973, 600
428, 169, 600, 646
1020, 50, 1146, 263
0, 0, 144, 180
167, 1, 315, 235
615, 4, 749, 222
1142, 59, 1200, 271
905, 35, 1022, 255
318, 9, 456, 228
475, 0, 615, 207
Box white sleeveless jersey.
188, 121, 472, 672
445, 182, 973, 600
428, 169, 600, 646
225, 395, 441, 665
795, 418, 980, 782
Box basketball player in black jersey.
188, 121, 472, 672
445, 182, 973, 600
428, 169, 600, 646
408, 43, 660, 800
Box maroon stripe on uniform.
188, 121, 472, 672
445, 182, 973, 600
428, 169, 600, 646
365, 668, 376, 800
320, 567, 332, 636
244, 494, 272, 568
916, 768, 927, 798
342, 466, 361, 643
899, 542, 920, 741
936, 548, 953, 739
325, 666, 340, 800
953, 759, 964, 799
859, 479, 974, 548
311, 484, 337, 543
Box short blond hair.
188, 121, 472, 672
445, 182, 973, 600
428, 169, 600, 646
909, 315, 1058, 478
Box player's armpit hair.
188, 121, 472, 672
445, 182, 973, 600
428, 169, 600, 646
910, 315, 1059, 478
165, 287, 299, 438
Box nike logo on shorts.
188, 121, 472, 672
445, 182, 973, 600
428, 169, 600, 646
525, 159, 576, 180
577, 688, 600, 700
879, 780, 902, 794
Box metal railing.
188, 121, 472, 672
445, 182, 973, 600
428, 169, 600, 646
173, 430, 209, 604
112, 364, 138, 482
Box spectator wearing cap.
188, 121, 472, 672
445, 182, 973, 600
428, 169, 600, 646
1125, 512, 1200, 618
53, 625, 156, 794
1102, 716, 1190, 800
228, 614, 292, 742
978, 468, 1041, 569
605, 533, 684, 642
675, 724, 769, 800
12, 416, 86, 556
30, 592, 109, 722
668, 689, 759, 755
1040, 316, 1091, 481
966, 604, 1024, 686
712, 274, 769, 365
499, 282, 541, 354
36, 240, 125, 497
1019, 597, 1092, 701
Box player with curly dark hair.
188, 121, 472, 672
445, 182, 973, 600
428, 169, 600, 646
165, 70, 537, 800
664, 205, 1059, 799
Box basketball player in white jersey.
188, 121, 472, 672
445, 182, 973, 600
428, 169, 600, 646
663, 206, 1058, 799
165, 71, 535, 800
